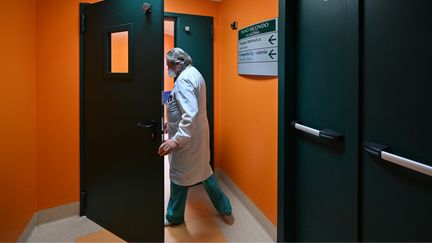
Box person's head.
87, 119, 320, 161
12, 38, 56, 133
166, 47, 193, 77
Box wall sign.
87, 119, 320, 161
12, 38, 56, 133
238, 18, 278, 76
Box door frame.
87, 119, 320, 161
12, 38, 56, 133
278, 0, 361, 241
164, 12, 215, 169
79, 2, 90, 216
277, 0, 298, 241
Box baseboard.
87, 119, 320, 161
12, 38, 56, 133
17, 214, 36, 242
36, 201, 80, 225
17, 201, 80, 242
215, 169, 277, 242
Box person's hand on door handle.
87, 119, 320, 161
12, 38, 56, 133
158, 139, 179, 156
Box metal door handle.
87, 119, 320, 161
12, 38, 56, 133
363, 142, 432, 177
137, 120, 159, 140
290, 121, 344, 141
136, 120, 157, 128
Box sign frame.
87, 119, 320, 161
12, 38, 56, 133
238, 18, 278, 76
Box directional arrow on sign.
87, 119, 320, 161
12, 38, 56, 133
268, 49, 276, 59
268, 35, 277, 45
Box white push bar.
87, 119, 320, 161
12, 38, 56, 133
291, 121, 344, 141
294, 123, 320, 137
381, 151, 432, 177
363, 142, 432, 177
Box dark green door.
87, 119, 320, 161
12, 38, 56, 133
280, 0, 432, 241
361, 0, 432, 241
290, 0, 359, 241
81, 0, 163, 241
165, 13, 214, 168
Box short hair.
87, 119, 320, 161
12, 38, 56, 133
166, 47, 193, 70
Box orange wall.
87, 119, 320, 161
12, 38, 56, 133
0, 0, 37, 241
219, 0, 278, 225
35, 0, 100, 210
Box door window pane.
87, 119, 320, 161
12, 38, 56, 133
111, 31, 129, 73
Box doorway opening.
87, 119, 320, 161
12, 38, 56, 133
163, 17, 175, 240
162, 12, 216, 195
163, 15, 231, 242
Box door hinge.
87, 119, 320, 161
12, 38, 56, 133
80, 13, 86, 33
210, 24, 214, 40
80, 191, 87, 215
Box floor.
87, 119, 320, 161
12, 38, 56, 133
26, 216, 104, 242
26, 157, 274, 242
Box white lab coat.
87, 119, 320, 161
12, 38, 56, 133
166, 65, 212, 186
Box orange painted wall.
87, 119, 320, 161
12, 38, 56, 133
0, 0, 37, 241
219, 0, 278, 225
35, 0, 100, 210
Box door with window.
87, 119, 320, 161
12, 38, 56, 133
80, 0, 164, 241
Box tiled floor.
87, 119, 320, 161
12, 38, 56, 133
26, 157, 274, 242
164, 157, 274, 242
164, 157, 228, 242
26, 216, 103, 242
75, 230, 125, 242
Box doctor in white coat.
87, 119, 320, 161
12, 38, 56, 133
159, 48, 233, 226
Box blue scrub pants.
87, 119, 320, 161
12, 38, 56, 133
166, 174, 232, 224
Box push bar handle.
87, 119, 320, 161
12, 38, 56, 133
363, 142, 432, 177
290, 121, 344, 141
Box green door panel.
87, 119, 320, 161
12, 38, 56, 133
165, 12, 214, 168
280, 0, 431, 241
82, 0, 164, 241
295, 0, 359, 241
362, 0, 432, 241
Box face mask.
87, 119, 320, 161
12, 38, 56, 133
168, 68, 177, 78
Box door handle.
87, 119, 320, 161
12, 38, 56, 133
290, 120, 344, 141
136, 120, 158, 128
363, 142, 432, 177
137, 120, 158, 140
